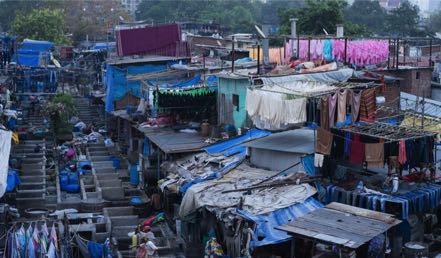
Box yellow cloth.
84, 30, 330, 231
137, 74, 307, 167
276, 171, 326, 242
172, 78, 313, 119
249, 47, 286, 65
401, 115, 441, 141
11, 132, 19, 144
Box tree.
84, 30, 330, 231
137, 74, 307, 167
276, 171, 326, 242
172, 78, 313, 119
135, 0, 263, 33
11, 8, 69, 44
0, 0, 61, 32
345, 0, 387, 35
386, 0, 420, 36
62, 0, 131, 43
427, 12, 441, 34
278, 0, 367, 36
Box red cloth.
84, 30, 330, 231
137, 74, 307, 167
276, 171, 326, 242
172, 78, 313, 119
398, 140, 407, 165
116, 23, 189, 57
349, 134, 365, 164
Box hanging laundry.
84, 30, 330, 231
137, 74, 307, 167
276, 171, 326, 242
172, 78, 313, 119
328, 93, 337, 128
337, 89, 348, 124
320, 96, 329, 130
50, 224, 58, 252
350, 90, 362, 123
398, 140, 407, 165
343, 132, 351, 159
350, 134, 365, 164
15, 225, 26, 258
359, 88, 376, 122
314, 153, 324, 167
323, 40, 333, 61
316, 127, 334, 155
365, 143, 384, 168
405, 139, 415, 169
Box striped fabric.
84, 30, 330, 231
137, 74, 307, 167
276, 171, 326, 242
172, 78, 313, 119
359, 88, 376, 122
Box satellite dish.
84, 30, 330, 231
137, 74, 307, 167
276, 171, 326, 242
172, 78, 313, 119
119, 16, 125, 22
254, 25, 266, 39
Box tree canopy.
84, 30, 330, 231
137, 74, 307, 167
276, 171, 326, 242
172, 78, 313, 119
279, 0, 367, 36
386, 0, 420, 36
345, 0, 387, 35
11, 8, 69, 45
136, 0, 266, 33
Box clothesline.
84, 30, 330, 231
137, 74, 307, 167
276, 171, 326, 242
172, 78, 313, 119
337, 122, 436, 142
250, 81, 379, 98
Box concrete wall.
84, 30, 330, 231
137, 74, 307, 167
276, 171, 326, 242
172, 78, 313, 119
218, 77, 250, 129
249, 148, 303, 173
432, 86, 441, 101
379, 68, 432, 98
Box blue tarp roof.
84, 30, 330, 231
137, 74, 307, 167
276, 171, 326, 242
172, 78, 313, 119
21, 39, 54, 51
204, 129, 271, 156
179, 129, 271, 193
93, 42, 116, 50
15, 39, 53, 67
236, 197, 324, 248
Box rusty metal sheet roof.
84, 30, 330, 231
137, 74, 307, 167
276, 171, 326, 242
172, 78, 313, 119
276, 202, 401, 249
148, 131, 209, 154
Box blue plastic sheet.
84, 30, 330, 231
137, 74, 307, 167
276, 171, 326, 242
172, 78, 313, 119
236, 197, 324, 248
15, 39, 53, 67
6, 169, 20, 192
204, 129, 271, 155
180, 130, 271, 193
301, 154, 315, 176
105, 63, 173, 112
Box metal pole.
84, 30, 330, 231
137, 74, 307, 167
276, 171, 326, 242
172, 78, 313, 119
429, 39, 433, 67
344, 38, 348, 65
396, 38, 400, 70
392, 39, 396, 69
257, 44, 261, 75
231, 36, 235, 73
422, 95, 425, 130
308, 37, 311, 61
403, 40, 406, 65
387, 38, 391, 69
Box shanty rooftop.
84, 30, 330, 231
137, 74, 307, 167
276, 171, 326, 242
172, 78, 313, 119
277, 202, 401, 249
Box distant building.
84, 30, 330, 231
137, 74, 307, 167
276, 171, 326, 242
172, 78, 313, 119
120, 0, 141, 15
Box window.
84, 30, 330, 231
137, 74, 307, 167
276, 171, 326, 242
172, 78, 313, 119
232, 94, 239, 111
416, 71, 420, 79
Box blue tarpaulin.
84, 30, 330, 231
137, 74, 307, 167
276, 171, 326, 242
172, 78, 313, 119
159, 74, 202, 88
15, 39, 53, 67
179, 129, 271, 193
301, 154, 315, 176
204, 129, 271, 155
236, 197, 324, 248
105, 63, 171, 112
6, 169, 20, 192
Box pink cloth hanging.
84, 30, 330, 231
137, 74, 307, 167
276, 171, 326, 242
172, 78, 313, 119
398, 140, 407, 165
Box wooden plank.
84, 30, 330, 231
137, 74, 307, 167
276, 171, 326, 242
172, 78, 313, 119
302, 210, 387, 237
277, 224, 358, 248
287, 218, 370, 248
326, 202, 401, 225
310, 208, 392, 232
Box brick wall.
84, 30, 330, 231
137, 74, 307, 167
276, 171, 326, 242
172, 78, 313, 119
378, 68, 432, 98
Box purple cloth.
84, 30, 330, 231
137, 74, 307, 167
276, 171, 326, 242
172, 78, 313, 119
328, 93, 337, 128
116, 24, 188, 57
351, 90, 362, 123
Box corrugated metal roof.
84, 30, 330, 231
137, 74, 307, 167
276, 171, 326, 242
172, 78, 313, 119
148, 131, 209, 154
401, 91, 441, 118
277, 202, 401, 249
106, 55, 189, 66
244, 128, 315, 154
236, 197, 323, 248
